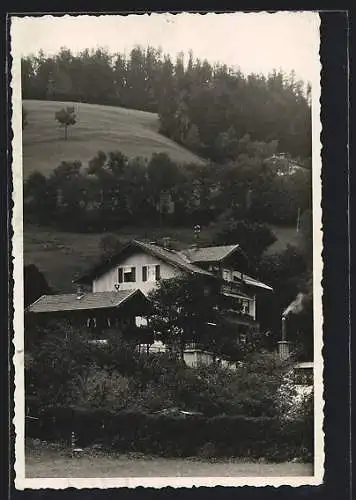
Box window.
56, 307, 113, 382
87, 318, 97, 328
142, 264, 156, 282
223, 269, 231, 281
241, 299, 250, 315
135, 316, 148, 327
142, 264, 160, 282
118, 266, 136, 283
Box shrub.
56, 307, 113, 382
29, 408, 313, 461
214, 219, 277, 261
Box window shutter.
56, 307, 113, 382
142, 266, 147, 282
155, 265, 161, 280
118, 268, 123, 283
131, 267, 136, 282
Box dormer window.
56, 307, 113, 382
118, 266, 136, 283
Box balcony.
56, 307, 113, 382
220, 281, 243, 297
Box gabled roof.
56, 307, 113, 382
133, 240, 214, 276
180, 244, 242, 263
75, 240, 213, 284
26, 289, 148, 314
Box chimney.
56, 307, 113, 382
281, 315, 287, 341
193, 225, 201, 248
278, 315, 290, 360
162, 236, 172, 249
278, 341, 291, 361
76, 284, 84, 299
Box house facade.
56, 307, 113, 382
25, 289, 153, 348
74, 239, 273, 363
26, 239, 273, 367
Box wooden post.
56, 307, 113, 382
71, 431, 76, 457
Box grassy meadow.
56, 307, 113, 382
22, 100, 205, 178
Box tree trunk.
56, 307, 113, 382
64, 125, 68, 140
179, 337, 185, 362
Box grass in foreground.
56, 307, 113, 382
22, 100, 205, 178
25, 443, 313, 478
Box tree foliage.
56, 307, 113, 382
214, 220, 277, 262
24, 264, 52, 308
26, 319, 295, 418
24, 143, 311, 231
148, 274, 260, 360
54, 106, 77, 140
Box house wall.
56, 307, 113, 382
93, 251, 181, 295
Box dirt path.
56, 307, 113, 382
26, 448, 313, 478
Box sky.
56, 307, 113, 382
12, 12, 320, 84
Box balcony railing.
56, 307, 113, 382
184, 342, 212, 352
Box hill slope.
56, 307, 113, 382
22, 100, 205, 178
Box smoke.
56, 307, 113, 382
283, 293, 304, 317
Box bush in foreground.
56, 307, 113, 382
26, 407, 313, 462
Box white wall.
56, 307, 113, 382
250, 295, 256, 320
93, 251, 181, 295
183, 349, 214, 368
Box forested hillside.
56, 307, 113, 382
22, 46, 311, 162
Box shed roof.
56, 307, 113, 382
26, 289, 148, 314
133, 240, 214, 276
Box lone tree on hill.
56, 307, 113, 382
55, 106, 77, 140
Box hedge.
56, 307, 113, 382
26, 405, 313, 461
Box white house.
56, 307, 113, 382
72, 239, 273, 366
74, 239, 272, 320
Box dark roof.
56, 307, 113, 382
179, 244, 242, 263
133, 241, 213, 276
75, 240, 213, 284
26, 289, 148, 314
